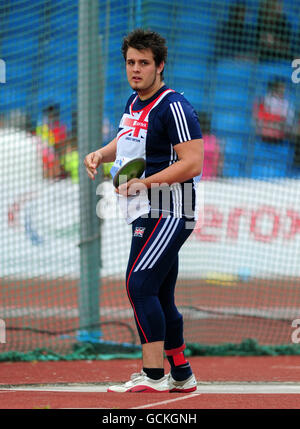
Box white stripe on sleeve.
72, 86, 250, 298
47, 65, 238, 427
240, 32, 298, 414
173, 102, 187, 142
170, 103, 183, 143
177, 101, 191, 141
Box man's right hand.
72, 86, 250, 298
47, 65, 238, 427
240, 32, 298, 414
84, 150, 103, 180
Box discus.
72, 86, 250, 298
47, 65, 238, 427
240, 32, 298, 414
113, 158, 146, 188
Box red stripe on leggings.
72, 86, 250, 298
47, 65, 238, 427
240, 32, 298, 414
126, 214, 163, 343
165, 344, 186, 356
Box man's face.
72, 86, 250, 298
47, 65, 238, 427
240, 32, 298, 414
125, 47, 164, 95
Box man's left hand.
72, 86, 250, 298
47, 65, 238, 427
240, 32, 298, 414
116, 178, 147, 196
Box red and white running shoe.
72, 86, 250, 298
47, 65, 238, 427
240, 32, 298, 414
107, 371, 170, 393
168, 373, 197, 393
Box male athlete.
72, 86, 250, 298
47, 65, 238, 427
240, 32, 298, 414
84, 29, 203, 393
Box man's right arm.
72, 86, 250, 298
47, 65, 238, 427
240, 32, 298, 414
84, 137, 117, 180
98, 137, 117, 163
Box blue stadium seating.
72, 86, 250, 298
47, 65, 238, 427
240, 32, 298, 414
215, 60, 255, 82
213, 86, 252, 110
211, 57, 298, 178
6, 60, 33, 82
50, 9, 78, 31
0, 86, 27, 111
249, 139, 294, 179
250, 163, 286, 180
212, 110, 251, 136
1, 35, 37, 59
46, 37, 77, 60
212, 60, 255, 107
1, 0, 299, 181
171, 61, 207, 111
282, 0, 300, 33
8, 7, 40, 34
222, 137, 248, 177
253, 62, 295, 99
1, 34, 37, 111
211, 60, 255, 141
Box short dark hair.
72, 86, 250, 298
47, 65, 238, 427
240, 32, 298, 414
268, 76, 286, 92
121, 28, 168, 79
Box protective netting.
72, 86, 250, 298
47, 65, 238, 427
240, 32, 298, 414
1, 0, 300, 358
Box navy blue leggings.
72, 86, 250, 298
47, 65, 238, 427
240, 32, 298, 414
126, 214, 194, 348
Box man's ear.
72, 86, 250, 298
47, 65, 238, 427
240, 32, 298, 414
157, 61, 165, 76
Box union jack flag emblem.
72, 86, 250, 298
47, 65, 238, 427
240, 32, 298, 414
134, 227, 146, 237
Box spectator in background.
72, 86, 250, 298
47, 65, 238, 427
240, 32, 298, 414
46, 104, 67, 161
255, 0, 293, 62
36, 105, 56, 145
36, 104, 67, 179
60, 139, 79, 184
253, 77, 295, 143
36, 107, 57, 179
197, 112, 221, 179
213, 1, 255, 61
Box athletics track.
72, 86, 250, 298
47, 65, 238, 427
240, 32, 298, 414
1, 356, 300, 410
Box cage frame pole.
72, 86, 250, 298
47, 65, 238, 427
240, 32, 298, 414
77, 0, 103, 342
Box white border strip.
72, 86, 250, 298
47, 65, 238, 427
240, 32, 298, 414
3, 383, 300, 395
